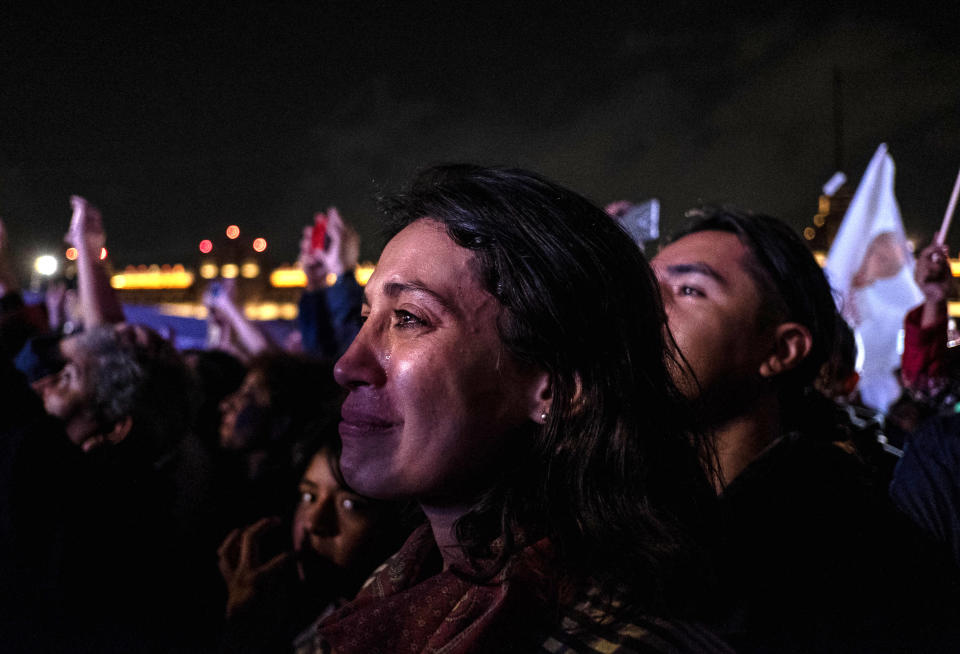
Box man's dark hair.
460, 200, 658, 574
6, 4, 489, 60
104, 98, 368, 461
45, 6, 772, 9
668, 206, 842, 400
70, 325, 197, 462
380, 164, 717, 616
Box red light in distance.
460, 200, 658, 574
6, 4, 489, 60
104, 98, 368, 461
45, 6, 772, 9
252, 237, 267, 252
65, 247, 78, 261
199, 239, 213, 254
99, 247, 108, 260
226, 225, 240, 239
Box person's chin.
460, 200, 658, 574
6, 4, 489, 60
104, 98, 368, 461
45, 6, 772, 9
338, 417, 401, 496
338, 449, 388, 498
298, 549, 347, 590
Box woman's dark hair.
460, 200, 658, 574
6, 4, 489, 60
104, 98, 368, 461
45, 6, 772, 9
246, 353, 344, 452
668, 206, 842, 405
380, 164, 717, 616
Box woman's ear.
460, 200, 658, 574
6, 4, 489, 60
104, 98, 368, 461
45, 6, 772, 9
759, 322, 813, 378
528, 372, 553, 424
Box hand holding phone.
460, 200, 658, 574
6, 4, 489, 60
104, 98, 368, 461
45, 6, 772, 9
311, 213, 329, 252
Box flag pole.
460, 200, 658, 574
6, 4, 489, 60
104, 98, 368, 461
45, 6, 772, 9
936, 168, 960, 245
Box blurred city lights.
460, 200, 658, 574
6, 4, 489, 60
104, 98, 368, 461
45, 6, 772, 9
221, 263, 239, 278
110, 270, 194, 290
269, 267, 307, 288
241, 262, 260, 278
226, 225, 240, 239
355, 263, 375, 286
65, 247, 78, 261
200, 263, 219, 279
252, 237, 267, 252
99, 247, 108, 260
199, 239, 213, 254
35, 255, 58, 276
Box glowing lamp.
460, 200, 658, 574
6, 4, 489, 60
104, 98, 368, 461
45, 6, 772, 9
226, 225, 240, 239
199, 239, 213, 254
252, 237, 267, 252
65, 247, 78, 261
221, 263, 239, 279
35, 255, 58, 276
99, 247, 108, 260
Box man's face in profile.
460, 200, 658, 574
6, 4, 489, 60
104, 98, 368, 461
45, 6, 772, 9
32, 335, 98, 445
652, 230, 772, 400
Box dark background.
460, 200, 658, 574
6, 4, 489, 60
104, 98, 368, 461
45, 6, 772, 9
1, 2, 958, 275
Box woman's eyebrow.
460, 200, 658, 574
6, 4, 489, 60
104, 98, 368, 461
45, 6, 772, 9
381, 280, 457, 315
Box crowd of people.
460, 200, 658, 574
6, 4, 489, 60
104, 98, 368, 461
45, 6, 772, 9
1, 165, 959, 653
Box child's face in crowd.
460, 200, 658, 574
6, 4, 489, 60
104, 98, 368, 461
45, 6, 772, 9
292, 451, 381, 572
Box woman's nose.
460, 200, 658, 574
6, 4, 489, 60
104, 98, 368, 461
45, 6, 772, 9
334, 323, 387, 390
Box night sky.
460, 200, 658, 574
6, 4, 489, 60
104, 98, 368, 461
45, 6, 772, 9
2, 2, 959, 277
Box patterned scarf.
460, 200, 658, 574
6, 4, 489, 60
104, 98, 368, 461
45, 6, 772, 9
304, 524, 560, 654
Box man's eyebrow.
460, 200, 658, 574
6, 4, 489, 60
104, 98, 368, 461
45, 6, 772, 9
663, 262, 727, 284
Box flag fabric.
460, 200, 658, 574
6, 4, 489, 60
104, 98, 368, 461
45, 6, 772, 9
825, 143, 923, 412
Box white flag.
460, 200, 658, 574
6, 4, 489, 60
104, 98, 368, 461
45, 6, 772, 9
825, 143, 923, 412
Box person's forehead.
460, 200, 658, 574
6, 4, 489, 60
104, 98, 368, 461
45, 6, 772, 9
656, 230, 754, 278
368, 219, 487, 306
305, 452, 339, 488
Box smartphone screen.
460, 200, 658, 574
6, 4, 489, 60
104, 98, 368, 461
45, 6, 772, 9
311, 214, 328, 251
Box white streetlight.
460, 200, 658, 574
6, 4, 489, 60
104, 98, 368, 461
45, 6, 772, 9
35, 255, 58, 276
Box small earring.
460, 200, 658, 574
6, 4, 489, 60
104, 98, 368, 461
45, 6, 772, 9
539, 411, 548, 423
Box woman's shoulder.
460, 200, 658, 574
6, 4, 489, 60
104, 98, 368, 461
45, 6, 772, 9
540, 587, 734, 654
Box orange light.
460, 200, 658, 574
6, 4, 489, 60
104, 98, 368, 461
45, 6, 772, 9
65, 247, 78, 261
252, 237, 267, 252
226, 225, 240, 239
99, 247, 108, 260
199, 239, 213, 254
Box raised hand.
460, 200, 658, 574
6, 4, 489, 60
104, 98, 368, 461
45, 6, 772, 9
217, 517, 295, 619
66, 195, 106, 253
299, 207, 360, 288
299, 221, 328, 291
915, 239, 951, 304
203, 277, 238, 315
604, 200, 632, 219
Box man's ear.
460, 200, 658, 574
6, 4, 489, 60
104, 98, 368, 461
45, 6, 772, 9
104, 415, 134, 446
759, 322, 813, 378
528, 371, 553, 424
